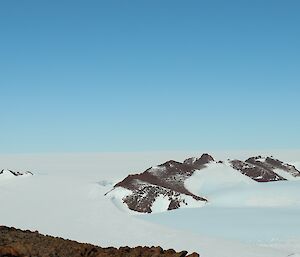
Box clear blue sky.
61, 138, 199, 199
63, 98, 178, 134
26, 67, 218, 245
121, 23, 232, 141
0, 0, 299, 153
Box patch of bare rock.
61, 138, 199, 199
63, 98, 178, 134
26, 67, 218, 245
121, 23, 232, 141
229, 155, 300, 182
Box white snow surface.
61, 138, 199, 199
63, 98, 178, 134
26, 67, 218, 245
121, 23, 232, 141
185, 162, 255, 197
294, 162, 300, 170
151, 195, 171, 213
1, 151, 300, 257
149, 193, 206, 213
185, 162, 300, 208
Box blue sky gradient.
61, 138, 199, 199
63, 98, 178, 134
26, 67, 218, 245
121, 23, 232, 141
0, 0, 299, 153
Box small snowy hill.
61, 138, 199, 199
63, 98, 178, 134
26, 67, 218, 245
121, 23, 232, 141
109, 154, 300, 213
0, 169, 33, 181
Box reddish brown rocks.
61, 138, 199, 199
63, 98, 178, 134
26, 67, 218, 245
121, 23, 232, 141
230, 159, 285, 182
109, 153, 300, 213
111, 154, 214, 213
230, 156, 300, 182
0, 245, 21, 256
0, 226, 199, 257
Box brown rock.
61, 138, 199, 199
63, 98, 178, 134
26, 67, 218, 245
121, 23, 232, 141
111, 154, 213, 213
0, 226, 199, 257
0, 245, 21, 257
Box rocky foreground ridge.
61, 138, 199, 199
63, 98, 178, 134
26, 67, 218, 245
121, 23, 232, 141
0, 226, 199, 257
109, 154, 300, 213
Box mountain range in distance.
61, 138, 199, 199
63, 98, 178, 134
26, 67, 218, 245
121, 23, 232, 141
107, 154, 300, 213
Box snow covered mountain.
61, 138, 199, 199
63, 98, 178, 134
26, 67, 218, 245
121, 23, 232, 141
109, 154, 300, 213
107, 154, 213, 213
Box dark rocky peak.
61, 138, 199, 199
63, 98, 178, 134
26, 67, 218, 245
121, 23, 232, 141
198, 153, 215, 163
183, 153, 214, 169
230, 155, 300, 182
183, 157, 198, 166
160, 160, 182, 167
110, 154, 212, 213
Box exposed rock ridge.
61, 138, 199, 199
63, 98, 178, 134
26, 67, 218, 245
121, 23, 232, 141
113, 154, 214, 213
264, 157, 300, 177
0, 226, 199, 257
111, 154, 300, 213
230, 156, 300, 182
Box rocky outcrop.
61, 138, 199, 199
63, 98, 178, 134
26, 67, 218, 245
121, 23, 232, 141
0, 226, 199, 257
109, 153, 300, 213
263, 157, 300, 177
230, 156, 300, 182
109, 154, 214, 213
229, 159, 285, 182
183, 154, 214, 168
0, 169, 33, 177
